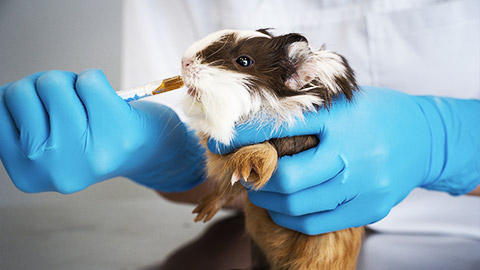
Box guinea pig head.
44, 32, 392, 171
181, 29, 357, 145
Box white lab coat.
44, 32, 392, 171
122, 0, 480, 269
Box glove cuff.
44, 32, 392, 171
417, 96, 480, 195
127, 128, 206, 192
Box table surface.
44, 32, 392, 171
1, 178, 479, 270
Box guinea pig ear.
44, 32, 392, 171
285, 44, 358, 103
256, 28, 274, 37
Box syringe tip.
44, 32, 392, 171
153, 76, 184, 95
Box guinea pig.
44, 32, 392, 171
181, 29, 356, 145
181, 29, 363, 270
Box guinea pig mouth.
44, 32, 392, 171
187, 87, 201, 101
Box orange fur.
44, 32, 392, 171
245, 201, 363, 270
194, 135, 364, 270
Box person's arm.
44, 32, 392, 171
0, 70, 205, 193
468, 184, 480, 196
209, 86, 480, 235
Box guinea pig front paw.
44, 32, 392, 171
229, 142, 278, 190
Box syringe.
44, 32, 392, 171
117, 75, 184, 102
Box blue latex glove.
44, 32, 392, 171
0, 70, 205, 194
209, 86, 480, 235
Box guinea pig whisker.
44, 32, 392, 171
207, 59, 226, 66
156, 109, 185, 138
204, 36, 231, 60
184, 100, 195, 114
164, 121, 184, 138
262, 67, 280, 73
301, 85, 322, 91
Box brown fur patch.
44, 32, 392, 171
245, 201, 364, 270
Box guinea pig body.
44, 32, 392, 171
181, 29, 363, 270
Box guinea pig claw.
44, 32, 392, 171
231, 173, 241, 186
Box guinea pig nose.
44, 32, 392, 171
182, 58, 193, 69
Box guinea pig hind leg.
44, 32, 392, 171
228, 142, 278, 190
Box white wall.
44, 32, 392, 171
0, 0, 123, 205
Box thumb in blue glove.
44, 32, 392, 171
209, 86, 480, 235
0, 70, 205, 194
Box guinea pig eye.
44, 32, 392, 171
235, 56, 253, 67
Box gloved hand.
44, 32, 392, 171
0, 70, 205, 194
209, 86, 480, 235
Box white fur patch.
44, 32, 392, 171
287, 41, 311, 62
239, 91, 323, 133
309, 50, 348, 93
286, 42, 348, 94
234, 30, 271, 41
182, 64, 261, 144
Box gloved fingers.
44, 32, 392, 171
35, 71, 87, 135
75, 69, 128, 121
247, 171, 348, 216
4, 73, 51, 159
253, 144, 344, 194
0, 82, 21, 158
268, 209, 350, 235
129, 100, 189, 157
0, 76, 51, 193
268, 195, 390, 235
208, 110, 329, 154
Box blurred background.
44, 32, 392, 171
0, 1, 233, 269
